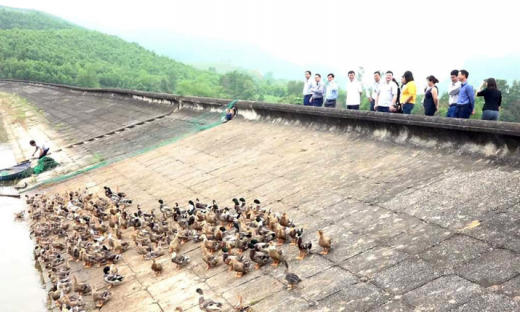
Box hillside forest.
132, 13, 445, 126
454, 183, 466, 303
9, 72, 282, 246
0, 8, 520, 121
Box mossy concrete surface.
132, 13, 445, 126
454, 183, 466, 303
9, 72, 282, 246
31, 118, 520, 311
4, 81, 519, 311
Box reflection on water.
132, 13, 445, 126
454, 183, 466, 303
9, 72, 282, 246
0, 196, 48, 312
0, 142, 16, 169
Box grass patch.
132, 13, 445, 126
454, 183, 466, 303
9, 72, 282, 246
0, 92, 44, 129
90, 153, 104, 165
52, 168, 73, 178
0, 110, 8, 143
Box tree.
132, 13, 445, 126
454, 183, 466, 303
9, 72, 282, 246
76, 64, 99, 88
166, 70, 178, 92
264, 72, 274, 85
286, 80, 303, 96
280, 94, 303, 105
219, 71, 258, 100
337, 90, 346, 109
501, 80, 520, 122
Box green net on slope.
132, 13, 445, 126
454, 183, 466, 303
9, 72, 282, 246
24, 100, 237, 191
33, 156, 59, 174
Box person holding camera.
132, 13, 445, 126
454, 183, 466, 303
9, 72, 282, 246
476, 78, 502, 121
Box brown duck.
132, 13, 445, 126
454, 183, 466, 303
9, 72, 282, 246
317, 229, 332, 255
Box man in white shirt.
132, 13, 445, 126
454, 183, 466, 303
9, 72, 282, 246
375, 71, 398, 113
310, 74, 325, 107
302, 70, 315, 106
345, 71, 363, 110
447, 69, 461, 118
366, 71, 381, 111
324, 73, 338, 108
30, 140, 50, 159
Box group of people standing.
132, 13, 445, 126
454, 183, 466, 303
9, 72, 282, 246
302, 69, 503, 121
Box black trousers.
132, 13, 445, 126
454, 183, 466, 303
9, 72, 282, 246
39, 148, 50, 159
455, 105, 472, 119
324, 99, 336, 108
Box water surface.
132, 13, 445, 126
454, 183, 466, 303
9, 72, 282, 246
0, 196, 48, 312
0, 122, 48, 311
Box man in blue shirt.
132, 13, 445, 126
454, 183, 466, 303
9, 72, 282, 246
324, 73, 338, 108
455, 69, 475, 119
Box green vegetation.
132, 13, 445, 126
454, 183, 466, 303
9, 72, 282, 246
0, 109, 7, 142
0, 27, 204, 93
0, 92, 42, 127
0, 8, 303, 104
0, 8, 75, 30
90, 153, 105, 165
0, 8, 519, 121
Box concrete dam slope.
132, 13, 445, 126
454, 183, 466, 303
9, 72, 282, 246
0, 81, 222, 179
3, 81, 520, 311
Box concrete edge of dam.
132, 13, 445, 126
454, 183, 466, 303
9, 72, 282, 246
3, 78, 520, 164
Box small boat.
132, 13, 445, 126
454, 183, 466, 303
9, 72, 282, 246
0, 161, 32, 181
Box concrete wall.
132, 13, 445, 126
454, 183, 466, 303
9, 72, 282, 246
3, 79, 520, 164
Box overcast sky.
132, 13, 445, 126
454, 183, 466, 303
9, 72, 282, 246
2, 0, 519, 85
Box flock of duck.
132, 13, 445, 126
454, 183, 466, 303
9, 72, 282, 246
22, 186, 333, 311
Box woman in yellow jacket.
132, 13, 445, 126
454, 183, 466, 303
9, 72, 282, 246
400, 71, 417, 114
